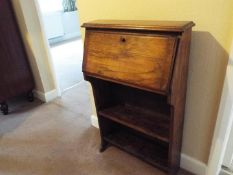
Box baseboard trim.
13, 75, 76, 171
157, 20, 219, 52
90, 115, 207, 174
181, 153, 207, 175
220, 167, 233, 175
34, 89, 58, 102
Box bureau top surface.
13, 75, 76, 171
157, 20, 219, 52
82, 20, 195, 32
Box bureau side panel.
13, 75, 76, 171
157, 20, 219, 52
169, 29, 192, 173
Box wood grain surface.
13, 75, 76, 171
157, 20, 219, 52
82, 20, 195, 32
84, 31, 178, 93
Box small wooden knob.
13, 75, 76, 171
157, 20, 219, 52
120, 37, 126, 42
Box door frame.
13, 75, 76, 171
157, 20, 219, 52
34, 0, 84, 96
33, 0, 62, 97
223, 124, 233, 170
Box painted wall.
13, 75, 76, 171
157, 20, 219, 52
206, 39, 233, 174
12, 0, 56, 93
77, 0, 233, 163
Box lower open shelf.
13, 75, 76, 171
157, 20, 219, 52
99, 104, 170, 143
104, 129, 169, 171
87, 77, 172, 171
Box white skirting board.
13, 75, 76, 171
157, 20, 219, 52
34, 89, 58, 102
91, 114, 207, 175
181, 153, 207, 175
220, 167, 233, 175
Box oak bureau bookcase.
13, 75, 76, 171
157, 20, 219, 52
82, 20, 195, 174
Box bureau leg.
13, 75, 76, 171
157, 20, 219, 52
27, 91, 34, 102
100, 140, 108, 152
0, 102, 9, 115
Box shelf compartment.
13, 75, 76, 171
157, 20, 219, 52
104, 129, 169, 171
99, 104, 170, 143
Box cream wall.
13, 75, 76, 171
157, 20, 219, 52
206, 37, 233, 174
77, 0, 233, 163
12, 0, 56, 93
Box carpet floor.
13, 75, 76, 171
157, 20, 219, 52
0, 81, 192, 175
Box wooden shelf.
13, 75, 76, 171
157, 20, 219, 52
104, 129, 169, 171
99, 104, 170, 143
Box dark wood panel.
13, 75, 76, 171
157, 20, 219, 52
168, 29, 193, 172
104, 128, 169, 171
0, 0, 34, 103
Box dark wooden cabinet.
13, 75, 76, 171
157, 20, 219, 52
82, 20, 195, 174
0, 0, 35, 115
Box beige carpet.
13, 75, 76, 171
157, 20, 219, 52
0, 81, 192, 175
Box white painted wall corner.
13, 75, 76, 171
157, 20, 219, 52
34, 89, 58, 102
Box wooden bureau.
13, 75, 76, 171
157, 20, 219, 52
82, 20, 195, 174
